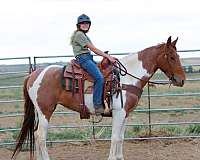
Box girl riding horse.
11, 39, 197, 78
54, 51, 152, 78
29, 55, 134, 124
70, 14, 117, 116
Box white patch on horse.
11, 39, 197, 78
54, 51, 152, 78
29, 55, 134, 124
28, 65, 62, 160
109, 53, 151, 159
120, 52, 151, 85
84, 93, 94, 113
29, 65, 62, 121
84, 85, 126, 113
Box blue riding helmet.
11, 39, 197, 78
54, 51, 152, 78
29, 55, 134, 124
77, 14, 91, 24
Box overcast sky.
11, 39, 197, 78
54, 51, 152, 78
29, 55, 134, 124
0, 0, 200, 60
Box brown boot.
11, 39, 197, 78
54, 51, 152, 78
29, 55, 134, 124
95, 107, 104, 116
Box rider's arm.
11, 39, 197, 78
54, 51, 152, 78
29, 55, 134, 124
86, 43, 116, 63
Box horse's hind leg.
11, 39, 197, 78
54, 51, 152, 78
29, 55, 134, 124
34, 107, 49, 160
28, 71, 50, 159
31, 97, 51, 160
29, 92, 50, 160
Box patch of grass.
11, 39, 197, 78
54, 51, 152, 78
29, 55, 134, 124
0, 74, 26, 86
48, 128, 92, 140
125, 126, 148, 137
185, 125, 200, 135
12, 131, 20, 141
0, 88, 23, 99
94, 127, 112, 139
159, 125, 182, 135
11, 120, 23, 140
14, 104, 20, 109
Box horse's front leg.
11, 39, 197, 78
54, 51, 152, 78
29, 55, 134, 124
108, 108, 127, 160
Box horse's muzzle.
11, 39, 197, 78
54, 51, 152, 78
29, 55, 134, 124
170, 75, 184, 87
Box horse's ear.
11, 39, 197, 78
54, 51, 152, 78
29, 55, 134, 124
166, 36, 172, 47
172, 37, 178, 47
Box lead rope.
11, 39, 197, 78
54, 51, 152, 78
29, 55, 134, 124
114, 60, 170, 85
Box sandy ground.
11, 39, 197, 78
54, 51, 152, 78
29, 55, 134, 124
2, 139, 200, 160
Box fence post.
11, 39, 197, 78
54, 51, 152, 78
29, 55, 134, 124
147, 82, 152, 136
28, 57, 33, 73
33, 57, 37, 70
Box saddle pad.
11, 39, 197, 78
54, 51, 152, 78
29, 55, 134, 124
63, 61, 83, 78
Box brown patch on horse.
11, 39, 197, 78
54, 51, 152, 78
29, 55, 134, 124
124, 37, 186, 116
157, 38, 185, 82
36, 68, 61, 121
124, 92, 139, 116
138, 37, 185, 87
27, 67, 84, 121
122, 84, 143, 116
138, 44, 165, 75
27, 69, 43, 88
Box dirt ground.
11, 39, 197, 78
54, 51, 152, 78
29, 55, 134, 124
2, 139, 200, 160
1, 81, 200, 160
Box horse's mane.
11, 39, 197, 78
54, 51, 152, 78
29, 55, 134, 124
139, 43, 165, 53
122, 43, 165, 60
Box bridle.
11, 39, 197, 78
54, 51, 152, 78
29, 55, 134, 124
113, 45, 180, 86
161, 46, 179, 84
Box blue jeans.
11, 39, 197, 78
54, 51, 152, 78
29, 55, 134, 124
76, 53, 104, 108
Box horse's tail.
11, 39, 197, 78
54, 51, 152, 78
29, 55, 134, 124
12, 76, 36, 159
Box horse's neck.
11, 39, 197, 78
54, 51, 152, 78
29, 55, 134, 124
120, 51, 159, 88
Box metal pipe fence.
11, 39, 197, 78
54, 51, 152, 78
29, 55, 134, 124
0, 51, 200, 146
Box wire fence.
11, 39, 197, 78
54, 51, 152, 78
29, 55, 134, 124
0, 51, 200, 146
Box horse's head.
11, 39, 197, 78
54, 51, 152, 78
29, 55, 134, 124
157, 36, 186, 87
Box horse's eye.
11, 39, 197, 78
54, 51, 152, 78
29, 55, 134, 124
170, 57, 175, 61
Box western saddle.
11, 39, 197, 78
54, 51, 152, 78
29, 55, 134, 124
63, 57, 120, 119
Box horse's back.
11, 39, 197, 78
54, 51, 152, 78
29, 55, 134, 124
28, 65, 63, 86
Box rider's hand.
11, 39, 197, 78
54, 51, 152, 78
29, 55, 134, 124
107, 56, 118, 64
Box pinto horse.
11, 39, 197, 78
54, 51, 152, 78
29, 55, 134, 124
12, 36, 185, 160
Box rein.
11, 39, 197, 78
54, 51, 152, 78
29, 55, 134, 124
113, 60, 170, 85
91, 58, 169, 123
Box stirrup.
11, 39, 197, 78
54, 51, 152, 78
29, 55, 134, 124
95, 107, 104, 116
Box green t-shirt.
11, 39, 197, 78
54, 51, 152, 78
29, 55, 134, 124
71, 31, 91, 56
